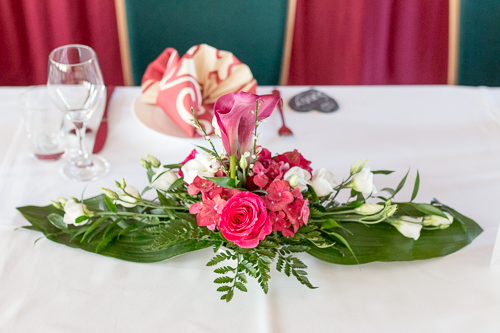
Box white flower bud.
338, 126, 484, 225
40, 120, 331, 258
145, 154, 161, 168
355, 203, 384, 215
349, 167, 376, 196
115, 185, 141, 208
63, 199, 90, 226
423, 212, 453, 227
284, 166, 312, 192
152, 167, 179, 192
140, 158, 151, 169
239, 155, 248, 170
101, 187, 119, 200
310, 168, 336, 196
390, 216, 422, 240
50, 200, 63, 210
288, 174, 299, 187
57, 197, 68, 206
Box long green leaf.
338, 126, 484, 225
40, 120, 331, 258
17, 196, 210, 263
390, 169, 410, 199
308, 203, 482, 265
410, 171, 420, 202
205, 177, 237, 188
372, 170, 395, 175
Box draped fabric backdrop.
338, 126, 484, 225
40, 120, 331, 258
0, 0, 448, 86
288, 0, 449, 85
0, 0, 123, 86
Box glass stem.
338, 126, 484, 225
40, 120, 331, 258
73, 121, 93, 168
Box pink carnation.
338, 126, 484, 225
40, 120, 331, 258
263, 180, 294, 211
218, 192, 271, 248
187, 176, 215, 195
253, 161, 270, 188
189, 195, 227, 231
284, 197, 310, 234
275, 150, 312, 174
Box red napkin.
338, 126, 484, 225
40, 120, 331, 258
141, 44, 257, 137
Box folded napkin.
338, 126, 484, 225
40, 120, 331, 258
141, 44, 257, 137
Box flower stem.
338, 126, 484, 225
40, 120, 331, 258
230, 154, 237, 179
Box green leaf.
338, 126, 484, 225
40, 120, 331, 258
167, 178, 185, 191
103, 217, 125, 239
162, 163, 183, 169
147, 169, 155, 183
381, 188, 395, 195
16, 196, 210, 263
214, 266, 235, 274
217, 286, 231, 292
104, 195, 117, 212
321, 218, 341, 230
234, 282, 247, 292
194, 145, 216, 155
287, 245, 310, 253
75, 216, 88, 224
297, 225, 318, 233
438, 202, 470, 233
372, 170, 395, 175
214, 276, 233, 284
390, 169, 410, 199
207, 253, 230, 266
256, 248, 275, 257
81, 216, 109, 242
306, 184, 319, 202
205, 177, 236, 188
327, 231, 358, 264
410, 170, 420, 202
47, 213, 67, 230
307, 204, 482, 265
224, 290, 234, 302
140, 186, 153, 197
412, 203, 448, 218
236, 273, 247, 283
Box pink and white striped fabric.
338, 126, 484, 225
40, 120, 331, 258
141, 44, 257, 137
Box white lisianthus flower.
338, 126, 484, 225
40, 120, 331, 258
284, 166, 312, 192
181, 152, 221, 184
355, 203, 384, 215
63, 199, 90, 226
423, 212, 453, 229
151, 166, 179, 192
391, 216, 423, 240
115, 185, 141, 208
310, 168, 337, 197
350, 167, 376, 196
212, 116, 222, 137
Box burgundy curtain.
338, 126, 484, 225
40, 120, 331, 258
0, 0, 123, 86
288, 0, 449, 85
1, 0, 448, 87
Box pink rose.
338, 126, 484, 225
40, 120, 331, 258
218, 192, 271, 248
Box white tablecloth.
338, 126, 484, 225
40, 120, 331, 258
1, 86, 500, 332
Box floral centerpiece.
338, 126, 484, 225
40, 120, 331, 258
18, 92, 482, 302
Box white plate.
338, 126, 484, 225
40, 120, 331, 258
132, 96, 190, 138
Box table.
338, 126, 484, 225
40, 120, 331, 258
1, 86, 500, 332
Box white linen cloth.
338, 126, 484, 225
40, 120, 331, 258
1, 86, 500, 332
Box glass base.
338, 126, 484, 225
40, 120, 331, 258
60, 155, 110, 181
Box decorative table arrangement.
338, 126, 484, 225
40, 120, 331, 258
18, 92, 482, 302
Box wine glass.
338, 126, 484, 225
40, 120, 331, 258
47, 44, 110, 181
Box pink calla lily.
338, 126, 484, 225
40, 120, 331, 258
214, 92, 280, 157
